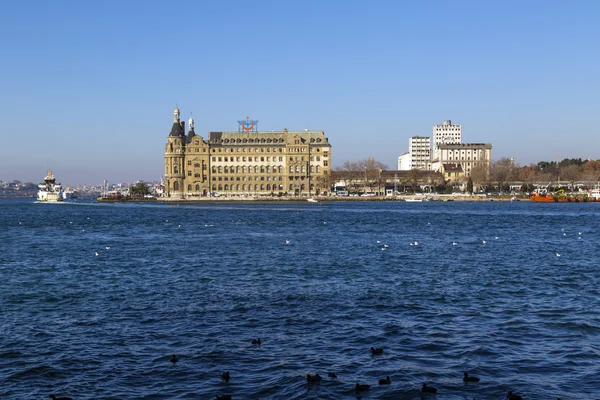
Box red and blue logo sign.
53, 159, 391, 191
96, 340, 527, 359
237, 116, 259, 132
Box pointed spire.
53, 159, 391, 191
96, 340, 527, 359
188, 113, 194, 131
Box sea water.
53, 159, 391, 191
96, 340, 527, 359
1, 199, 599, 399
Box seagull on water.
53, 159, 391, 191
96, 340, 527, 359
482, 240, 487, 244
95, 252, 99, 256
105, 246, 110, 250
556, 252, 561, 257
285, 240, 291, 244
452, 242, 458, 246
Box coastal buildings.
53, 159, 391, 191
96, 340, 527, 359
397, 119, 491, 181
433, 120, 462, 160
164, 107, 332, 198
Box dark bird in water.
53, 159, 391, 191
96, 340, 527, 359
370, 347, 384, 355
216, 396, 232, 400
379, 376, 391, 385
507, 392, 523, 400
463, 372, 480, 382
251, 338, 261, 345
221, 371, 230, 381
306, 373, 322, 382
355, 383, 371, 392
328, 372, 337, 378
170, 354, 178, 364
422, 383, 437, 393
49, 396, 73, 400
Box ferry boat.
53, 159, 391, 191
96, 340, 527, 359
37, 170, 64, 202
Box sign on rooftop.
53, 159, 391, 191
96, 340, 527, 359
237, 116, 259, 132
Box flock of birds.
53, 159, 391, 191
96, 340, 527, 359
159, 343, 546, 400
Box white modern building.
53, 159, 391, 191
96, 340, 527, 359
433, 120, 462, 160
397, 152, 411, 170
409, 136, 430, 170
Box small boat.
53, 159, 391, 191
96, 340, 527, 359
405, 198, 423, 202
510, 196, 520, 202
307, 198, 318, 203
37, 171, 64, 202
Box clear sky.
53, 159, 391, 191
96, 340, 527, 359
1, 0, 599, 185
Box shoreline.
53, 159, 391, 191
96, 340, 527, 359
155, 194, 528, 203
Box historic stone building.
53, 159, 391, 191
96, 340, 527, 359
164, 107, 332, 198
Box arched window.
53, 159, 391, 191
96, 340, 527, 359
289, 166, 293, 173
289, 184, 293, 190
255, 184, 259, 191
311, 166, 315, 173
236, 184, 240, 190
301, 184, 305, 190
254, 166, 258, 173
187, 184, 192, 191
301, 166, 306, 173
224, 184, 229, 191
224, 166, 229, 173
212, 166, 216, 173
260, 166, 265, 173
295, 166, 300, 173
173, 181, 180, 191
260, 184, 264, 190
242, 166, 246, 173
174, 166, 179, 174
236, 166, 240, 173
316, 166, 320, 173
212, 184, 216, 191
218, 166, 223, 173
242, 184, 246, 191
218, 184, 222, 191
195, 184, 200, 191
266, 184, 271, 191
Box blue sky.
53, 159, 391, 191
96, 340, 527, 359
1, 0, 599, 185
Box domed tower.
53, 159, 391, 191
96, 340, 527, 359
187, 115, 196, 141
164, 106, 186, 198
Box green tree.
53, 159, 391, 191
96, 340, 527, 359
467, 177, 473, 194
130, 182, 149, 197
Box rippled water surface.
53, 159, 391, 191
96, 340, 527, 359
1, 199, 600, 399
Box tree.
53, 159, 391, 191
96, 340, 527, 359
467, 177, 473, 194
130, 182, 149, 197
492, 158, 516, 192
470, 162, 489, 192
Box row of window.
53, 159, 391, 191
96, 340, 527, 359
215, 137, 324, 145
210, 147, 325, 154
209, 183, 317, 192
211, 165, 324, 174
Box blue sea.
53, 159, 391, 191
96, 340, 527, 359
1, 198, 599, 399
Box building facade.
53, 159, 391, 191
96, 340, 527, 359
408, 136, 431, 170
433, 120, 462, 160
438, 143, 492, 179
164, 108, 332, 198
397, 152, 411, 171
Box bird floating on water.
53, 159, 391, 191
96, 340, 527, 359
285, 240, 291, 244
370, 347, 384, 355
355, 383, 370, 392
221, 371, 230, 381
105, 246, 110, 250
170, 354, 178, 364
482, 240, 487, 244
422, 383, 437, 393
307, 373, 322, 382
463, 372, 480, 382
379, 376, 391, 384
251, 338, 261, 345
452, 242, 458, 246
95, 252, 99, 257
507, 391, 523, 400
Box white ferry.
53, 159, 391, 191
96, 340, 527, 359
37, 170, 64, 202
